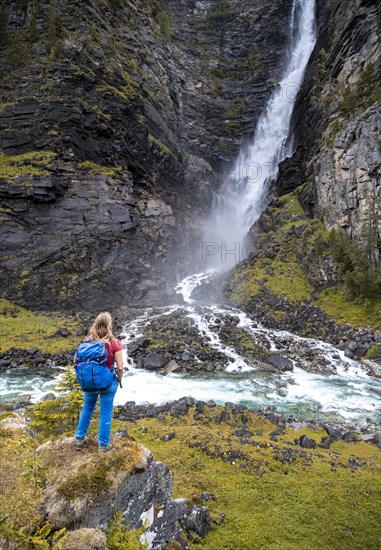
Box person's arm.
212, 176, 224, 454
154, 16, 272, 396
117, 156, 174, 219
115, 350, 123, 384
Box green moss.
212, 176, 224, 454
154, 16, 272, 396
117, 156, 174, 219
0, 150, 56, 181
0, 102, 15, 112
317, 288, 381, 329
364, 343, 381, 359
78, 160, 122, 178
231, 256, 313, 305
0, 298, 80, 354
148, 134, 173, 156
97, 81, 138, 102
57, 459, 112, 501
124, 407, 381, 550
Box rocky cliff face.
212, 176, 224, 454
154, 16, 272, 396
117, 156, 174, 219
277, 0, 380, 257
0, 0, 293, 311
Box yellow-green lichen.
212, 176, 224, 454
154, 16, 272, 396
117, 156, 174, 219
77, 161, 122, 178
148, 134, 173, 156
0, 151, 56, 181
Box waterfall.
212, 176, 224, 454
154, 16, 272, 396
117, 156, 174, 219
203, 0, 317, 269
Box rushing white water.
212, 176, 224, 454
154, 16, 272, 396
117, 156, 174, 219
2, 290, 380, 425
111, 289, 381, 424
203, 0, 317, 270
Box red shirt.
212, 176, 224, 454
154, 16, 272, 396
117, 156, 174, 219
105, 338, 123, 369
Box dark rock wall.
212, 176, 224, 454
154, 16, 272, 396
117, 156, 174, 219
275, 0, 380, 251
0, 0, 292, 310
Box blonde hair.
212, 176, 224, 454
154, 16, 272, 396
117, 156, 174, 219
90, 312, 115, 343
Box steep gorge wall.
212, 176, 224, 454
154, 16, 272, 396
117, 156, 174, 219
277, 0, 380, 256
0, 0, 292, 311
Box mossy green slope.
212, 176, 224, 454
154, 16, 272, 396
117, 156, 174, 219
226, 191, 381, 331
119, 407, 381, 550
0, 298, 80, 354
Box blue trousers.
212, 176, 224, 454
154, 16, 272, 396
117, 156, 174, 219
75, 378, 118, 446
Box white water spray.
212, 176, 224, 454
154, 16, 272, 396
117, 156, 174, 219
203, 0, 317, 269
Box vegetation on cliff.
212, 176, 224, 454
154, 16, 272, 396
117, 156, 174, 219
225, 192, 381, 334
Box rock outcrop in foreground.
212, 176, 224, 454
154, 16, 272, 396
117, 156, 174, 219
35, 435, 187, 549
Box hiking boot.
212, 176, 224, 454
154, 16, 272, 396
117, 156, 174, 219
74, 438, 84, 450
98, 443, 112, 453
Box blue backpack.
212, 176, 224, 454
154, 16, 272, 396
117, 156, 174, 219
74, 340, 113, 392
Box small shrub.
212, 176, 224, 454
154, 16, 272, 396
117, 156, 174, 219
29, 366, 83, 439
9, 31, 31, 67
106, 511, 148, 550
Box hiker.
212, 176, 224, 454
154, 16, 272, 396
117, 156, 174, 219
74, 312, 124, 452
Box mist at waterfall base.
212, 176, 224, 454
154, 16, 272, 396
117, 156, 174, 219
202, 0, 316, 272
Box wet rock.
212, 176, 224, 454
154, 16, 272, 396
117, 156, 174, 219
233, 426, 253, 438
148, 498, 186, 550
323, 424, 346, 440
162, 432, 177, 442
216, 409, 229, 422
195, 401, 205, 414
267, 354, 293, 371
199, 492, 215, 503
178, 396, 196, 407
143, 352, 166, 370
171, 402, 189, 417
319, 437, 335, 449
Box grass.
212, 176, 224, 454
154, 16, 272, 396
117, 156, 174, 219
78, 160, 122, 178
317, 288, 381, 330
228, 191, 381, 330
120, 406, 381, 550
0, 150, 56, 181
0, 299, 80, 354
1, 396, 380, 549
0, 428, 44, 546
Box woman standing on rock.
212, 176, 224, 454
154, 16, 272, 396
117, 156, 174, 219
74, 312, 124, 452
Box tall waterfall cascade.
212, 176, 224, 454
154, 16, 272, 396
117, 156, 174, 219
203, 0, 317, 269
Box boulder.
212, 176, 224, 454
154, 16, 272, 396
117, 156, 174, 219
267, 354, 293, 371
61, 529, 107, 550
294, 434, 316, 449
143, 352, 166, 370
35, 436, 187, 548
